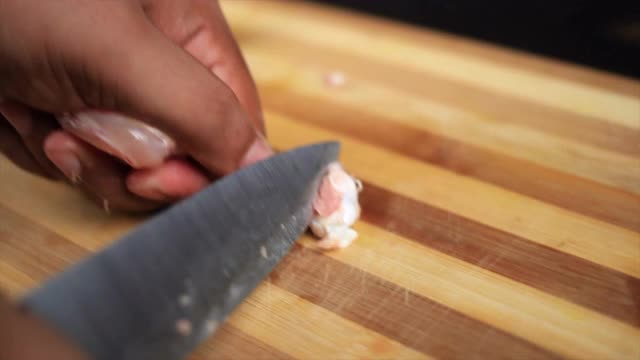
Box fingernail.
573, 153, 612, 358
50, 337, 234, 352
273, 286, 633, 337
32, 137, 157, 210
240, 136, 274, 168
47, 152, 82, 184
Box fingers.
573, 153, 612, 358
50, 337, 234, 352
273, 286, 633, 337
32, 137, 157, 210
0, 101, 63, 179
43, 131, 160, 212
127, 158, 211, 201
86, 9, 272, 175
143, 0, 265, 132
0, 0, 273, 214
204, 2, 264, 132
0, 118, 49, 177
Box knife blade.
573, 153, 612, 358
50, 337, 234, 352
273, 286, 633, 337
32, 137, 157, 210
21, 141, 340, 360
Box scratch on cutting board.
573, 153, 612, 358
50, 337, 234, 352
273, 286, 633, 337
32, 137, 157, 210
358, 250, 376, 295
448, 212, 465, 245
367, 286, 403, 320
426, 306, 453, 335
413, 327, 430, 348
474, 327, 496, 353
333, 288, 355, 314
475, 251, 495, 269
323, 263, 330, 284
475, 248, 507, 271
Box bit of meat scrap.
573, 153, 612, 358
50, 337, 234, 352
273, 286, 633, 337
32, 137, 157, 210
309, 162, 362, 250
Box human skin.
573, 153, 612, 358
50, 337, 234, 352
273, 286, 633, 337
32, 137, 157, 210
0, 0, 273, 211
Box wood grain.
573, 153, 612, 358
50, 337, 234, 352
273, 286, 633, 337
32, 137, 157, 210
272, 244, 561, 360
265, 91, 640, 232
191, 325, 295, 360
259, 42, 639, 157
298, 228, 640, 360
223, 1, 640, 129
265, 111, 640, 278
247, 53, 640, 193
1, 0, 639, 359
235, 0, 640, 98
359, 183, 640, 326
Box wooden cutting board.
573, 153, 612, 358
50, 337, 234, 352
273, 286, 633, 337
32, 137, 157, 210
1, 1, 639, 359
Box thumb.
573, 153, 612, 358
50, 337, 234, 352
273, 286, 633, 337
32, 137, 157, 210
79, 7, 272, 174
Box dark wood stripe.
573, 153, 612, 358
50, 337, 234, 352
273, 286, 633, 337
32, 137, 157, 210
358, 183, 640, 326
257, 43, 640, 156
270, 244, 562, 360
264, 93, 640, 233
190, 325, 295, 360
0, 206, 293, 360
262, 0, 640, 97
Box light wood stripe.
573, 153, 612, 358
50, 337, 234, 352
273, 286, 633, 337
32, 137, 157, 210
245, 51, 640, 193
0, 161, 138, 251
297, 226, 640, 360
271, 244, 561, 359
223, 0, 640, 98
190, 325, 296, 360
257, 41, 640, 156
263, 111, 640, 278
359, 182, 640, 326
0, 204, 427, 360
265, 91, 640, 232
223, 1, 640, 129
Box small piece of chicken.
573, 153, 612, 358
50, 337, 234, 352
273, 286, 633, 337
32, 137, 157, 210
57, 111, 175, 169
310, 162, 362, 250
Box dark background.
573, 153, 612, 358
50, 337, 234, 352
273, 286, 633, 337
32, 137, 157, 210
311, 0, 640, 79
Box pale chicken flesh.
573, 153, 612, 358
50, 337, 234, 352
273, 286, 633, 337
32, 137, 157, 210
56, 112, 362, 248
310, 162, 362, 249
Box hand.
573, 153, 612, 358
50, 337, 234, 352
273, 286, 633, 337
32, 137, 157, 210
0, 0, 272, 211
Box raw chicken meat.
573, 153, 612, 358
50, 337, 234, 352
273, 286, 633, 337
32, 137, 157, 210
310, 162, 362, 250
57, 111, 175, 169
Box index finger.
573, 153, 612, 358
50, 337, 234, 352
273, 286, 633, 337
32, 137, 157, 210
143, 0, 265, 133
67, 2, 272, 174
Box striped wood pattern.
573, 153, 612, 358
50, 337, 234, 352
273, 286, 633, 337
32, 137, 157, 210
0, 1, 639, 359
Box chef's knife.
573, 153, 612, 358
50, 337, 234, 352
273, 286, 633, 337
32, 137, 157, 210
21, 142, 340, 360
